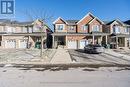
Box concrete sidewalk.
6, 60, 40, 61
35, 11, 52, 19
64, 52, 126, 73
50, 49, 72, 64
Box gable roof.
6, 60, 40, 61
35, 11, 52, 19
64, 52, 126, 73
76, 12, 95, 24
53, 17, 68, 24
53, 12, 104, 26
88, 17, 104, 24
105, 19, 124, 26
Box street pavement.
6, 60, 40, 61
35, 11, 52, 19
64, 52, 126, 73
0, 67, 129, 87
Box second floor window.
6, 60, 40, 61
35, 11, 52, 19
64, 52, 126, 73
82, 25, 88, 31
68, 26, 75, 30
125, 27, 129, 33
56, 24, 64, 30
6, 26, 16, 33
28, 27, 33, 33
113, 25, 120, 33
22, 27, 27, 33
92, 25, 100, 32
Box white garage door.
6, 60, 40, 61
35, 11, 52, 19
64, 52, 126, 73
5, 40, 16, 48
80, 40, 88, 49
19, 40, 28, 48
68, 40, 77, 49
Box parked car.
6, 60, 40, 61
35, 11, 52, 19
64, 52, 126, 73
84, 44, 104, 54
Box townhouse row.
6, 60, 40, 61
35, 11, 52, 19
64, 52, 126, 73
0, 19, 52, 49
52, 12, 130, 49
0, 12, 130, 49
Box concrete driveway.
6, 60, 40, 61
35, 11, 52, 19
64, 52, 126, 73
68, 49, 130, 65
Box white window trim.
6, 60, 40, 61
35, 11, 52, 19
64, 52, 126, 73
56, 24, 65, 30
83, 25, 88, 31
6, 26, 16, 33
124, 28, 129, 33
92, 25, 100, 32
113, 26, 120, 33
68, 26, 75, 30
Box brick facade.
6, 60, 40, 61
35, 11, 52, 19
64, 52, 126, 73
53, 13, 105, 49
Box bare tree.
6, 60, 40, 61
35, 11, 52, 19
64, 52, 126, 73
22, 8, 54, 23
21, 9, 54, 58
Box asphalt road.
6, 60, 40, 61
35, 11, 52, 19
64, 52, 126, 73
0, 67, 129, 87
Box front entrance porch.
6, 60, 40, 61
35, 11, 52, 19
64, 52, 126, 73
52, 32, 109, 49
53, 36, 66, 48
91, 35, 108, 46
110, 35, 129, 49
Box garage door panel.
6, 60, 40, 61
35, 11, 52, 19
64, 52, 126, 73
68, 40, 77, 49
5, 40, 16, 48
19, 40, 27, 48
80, 40, 88, 49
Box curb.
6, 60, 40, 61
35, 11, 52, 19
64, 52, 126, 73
1, 63, 130, 68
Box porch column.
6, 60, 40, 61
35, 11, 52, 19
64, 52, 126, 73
128, 27, 130, 47
100, 36, 103, 45
28, 36, 30, 48
105, 35, 108, 44
53, 35, 55, 48
66, 36, 67, 48
1, 35, 4, 48
116, 37, 118, 49
125, 38, 127, 48
92, 35, 95, 44
129, 38, 130, 48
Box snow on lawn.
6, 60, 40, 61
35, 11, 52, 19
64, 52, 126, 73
104, 49, 130, 61
0, 67, 129, 87
0, 49, 56, 63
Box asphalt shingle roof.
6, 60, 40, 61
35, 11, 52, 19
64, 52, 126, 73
104, 20, 115, 25
0, 19, 33, 26
66, 20, 79, 25
103, 20, 127, 26
124, 20, 130, 25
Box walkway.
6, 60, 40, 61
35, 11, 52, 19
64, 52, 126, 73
50, 49, 72, 64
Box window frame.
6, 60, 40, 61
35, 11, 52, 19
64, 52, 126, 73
56, 24, 65, 30
82, 25, 88, 31
68, 26, 75, 31
125, 27, 129, 33
92, 25, 100, 32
